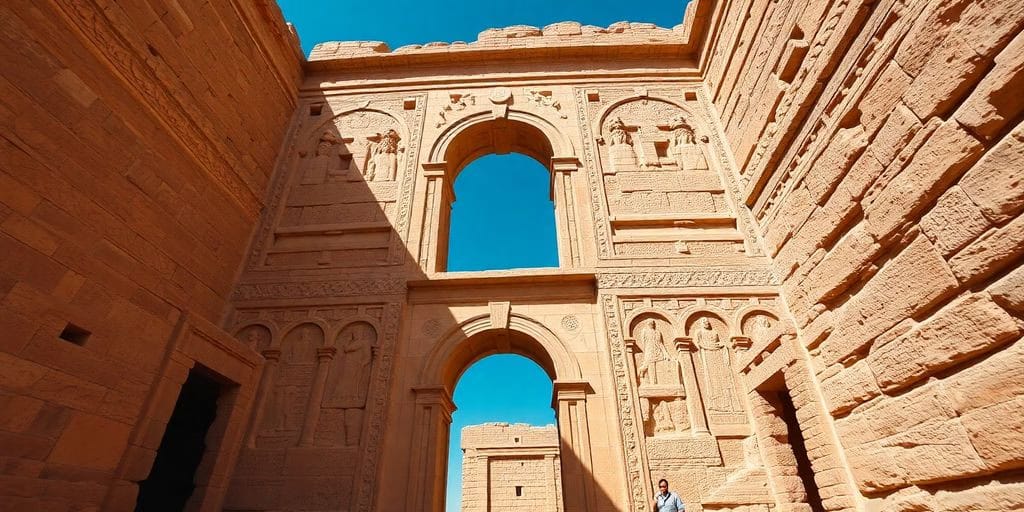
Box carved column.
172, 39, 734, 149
245, 349, 281, 448
675, 337, 710, 435
553, 380, 597, 512
551, 156, 581, 268
406, 386, 456, 511
419, 162, 454, 271
299, 347, 336, 446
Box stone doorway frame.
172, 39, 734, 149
406, 310, 599, 511
415, 108, 582, 272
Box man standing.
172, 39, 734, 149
653, 479, 686, 511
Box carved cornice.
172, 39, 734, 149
232, 279, 407, 301
597, 268, 779, 289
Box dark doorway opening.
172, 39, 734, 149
770, 386, 825, 512
136, 368, 222, 511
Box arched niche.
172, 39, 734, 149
419, 110, 582, 271
233, 323, 274, 353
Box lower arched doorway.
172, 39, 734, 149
406, 315, 598, 511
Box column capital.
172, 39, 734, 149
421, 161, 448, 177
261, 349, 282, 361
316, 347, 337, 360
412, 385, 456, 414
552, 380, 592, 406
674, 337, 696, 352
550, 156, 580, 173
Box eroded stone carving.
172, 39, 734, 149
323, 321, 377, 446
692, 318, 743, 414
364, 128, 401, 181
524, 88, 568, 118
258, 323, 325, 446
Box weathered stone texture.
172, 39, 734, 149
710, 0, 1024, 503
0, 0, 299, 509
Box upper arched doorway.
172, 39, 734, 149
421, 112, 582, 272
446, 153, 558, 271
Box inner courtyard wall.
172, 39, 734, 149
703, 0, 1024, 508
0, 0, 301, 509
0, 0, 1022, 511
460, 423, 562, 512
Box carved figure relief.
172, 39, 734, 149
323, 322, 377, 446
436, 92, 476, 127
605, 116, 638, 173
259, 323, 325, 445
589, 93, 746, 259
748, 315, 775, 346
653, 400, 675, 433
365, 129, 401, 181
524, 88, 568, 118
636, 318, 673, 385
667, 114, 709, 171
236, 324, 272, 352
692, 318, 742, 414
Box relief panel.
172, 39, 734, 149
578, 88, 750, 259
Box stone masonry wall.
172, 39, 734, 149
461, 423, 562, 512
707, 0, 1024, 508
0, 0, 301, 509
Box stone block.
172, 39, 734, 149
989, 264, 1024, 313
864, 120, 984, 242
48, 412, 131, 471
941, 338, 1024, 416
920, 186, 994, 257
893, 0, 972, 77
820, 360, 880, 416
959, 123, 1024, 224
960, 396, 1024, 471
902, 33, 989, 120
835, 383, 956, 447
955, 30, 1024, 140
819, 235, 958, 367
867, 293, 1021, 392
958, 0, 1024, 58
949, 211, 1024, 285
858, 64, 913, 134
846, 418, 986, 493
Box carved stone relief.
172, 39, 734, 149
257, 322, 324, 447
579, 89, 749, 259
689, 316, 744, 417
245, 94, 426, 271
235, 324, 272, 352
321, 321, 377, 447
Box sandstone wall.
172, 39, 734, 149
460, 423, 562, 512
0, 0, 301, 509
706, 0, 1024, 508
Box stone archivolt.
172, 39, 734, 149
4, 1, 1022, 512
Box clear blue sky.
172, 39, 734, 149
276, 1, 688, 509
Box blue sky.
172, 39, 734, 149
279, 0, 687, 55
276, 1, 688, 509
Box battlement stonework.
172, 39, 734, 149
0, 0, 1021, 511
460, 423, 562, 511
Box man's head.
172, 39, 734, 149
658, 478, 669, 494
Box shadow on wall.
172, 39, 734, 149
219, 90, 626, 512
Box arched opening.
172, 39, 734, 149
427, 115, 578, 272
408, 317, 596, 512
446, 354, 558, 511
447, 153, 558, 271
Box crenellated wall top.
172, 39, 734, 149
305, 20, 701, 71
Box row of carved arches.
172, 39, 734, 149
625, 305, 786, 344
234, 320, 380, 449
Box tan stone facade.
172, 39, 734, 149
460, 423, 562, 511
1, 0, 1022, 511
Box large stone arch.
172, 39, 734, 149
419, 312, 583, 391
406, 311, 597, 511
